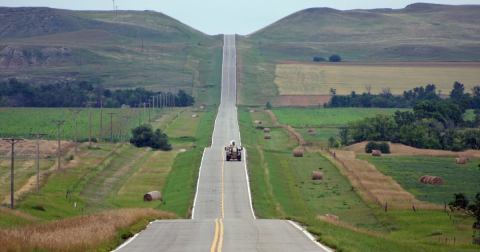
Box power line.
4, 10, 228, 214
2, 138, 23, 209
52, 120, 65, 170
31, 133, 47, 193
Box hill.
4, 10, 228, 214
237, 3, 480, 105
249, 3, 480, 61
0, 7, 222, 104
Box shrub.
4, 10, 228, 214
266, 101, 272, 110
365, 141, 390, 154
329, 54, 342, 62
130, 125, 171, 151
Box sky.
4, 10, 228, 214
1, 0, 480, 34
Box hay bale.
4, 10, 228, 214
143, 191, 162, 201
307, 128, 316, 135
192, 114, 198, 118
264, 134, 271, 140
199, 105, 205, 110
311, 171, 323, 180
263, 128, 271, 133
254, 120, 262, 125
293, 148, 304, 157
371, 150, 382, 157
249, 109, 256, 113
419, 175, 443, 185
455, 157, 468, 164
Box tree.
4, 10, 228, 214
449, 193, 469, 210
130, 125, 171, 150
176, 90, 195, 106
329, 54, 342, 62
328, 136, 340, 148
313, 56, 326, 62
265, 101, 272, 110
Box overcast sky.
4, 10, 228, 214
1, 0, 480, 34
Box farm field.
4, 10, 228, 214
0, 105, 216, 250
0, 107, 170, 140
275, 62, 480, 96
361, 155, 480, 205
240, 107, 479, 251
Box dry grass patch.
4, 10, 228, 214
346, 141, 480, 158
275, 62, 480, 95
0, 208, 175, 252
326, 150, 438, 209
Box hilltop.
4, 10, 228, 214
0, 7, 222, 104
248, 3, 480, 61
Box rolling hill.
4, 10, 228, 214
0, 7, 222, 104
237, 3, 480, 105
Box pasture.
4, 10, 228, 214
0, 107, 166, 140
362, 155, 480, 205
274, 62, 480, 95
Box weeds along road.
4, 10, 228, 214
115, 35, 330, 252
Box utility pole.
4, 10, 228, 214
52, 120, 65, 170
147, 102, 151, 123
86, 101, 95, 147
69, 108, 82, 154
3, 138, 23, 209
31, 133, 47, 193
99, 100, 103, 141
121, 115, 130, 141
107, 112, 116, 142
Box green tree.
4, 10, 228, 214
449, 193, 469, 210
130, 125, 171, 151
265, 101, 272, 110
329, 54, 342, 62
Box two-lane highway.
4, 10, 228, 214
115, 35, 330, 252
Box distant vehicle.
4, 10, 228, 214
225, 140, 242, 161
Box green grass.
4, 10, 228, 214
0, 107, 154, 140
361, 155, 480, 204
273, 107, 405, 127
239, 106, 480, 251
159, 107, 216, 217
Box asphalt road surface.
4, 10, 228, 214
115, 35, 330, 252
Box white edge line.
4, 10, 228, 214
191, 148, 207, 219
112, 220, 157, 252
243, 149, 256, 219
287, 220, 333, 252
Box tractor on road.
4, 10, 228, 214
225, 140, 242, 161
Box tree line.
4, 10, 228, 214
328, 82, 480, 109
0, 78, 194, 108
338, 99, 480, 151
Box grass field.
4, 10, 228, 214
240, 107, 480, 251
362, 155, 480, 204
0, 107, 166, 140
275, 63, 480, 95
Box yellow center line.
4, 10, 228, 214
218, 218, 224, 251
210, 218, 220, 252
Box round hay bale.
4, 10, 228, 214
249, 109, 256, 113
307, 128, 316, 135
254, 120, 262, 125
455, 157, 468, 164
143, 191, 162, 201
192, 114, 198, 118
419, 175, 443, 185
263, 128, 271, 133
293, 148, 304, 157
264, 134, 271, 140
311, 171, 323, 180
199, 105, 205, 110
371, 150, 382, 156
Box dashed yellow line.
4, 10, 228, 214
211, 152, 226, 252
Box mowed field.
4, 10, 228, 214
239, 107, 479, 251
275, 62, 480, 95
362, 155, 480, 205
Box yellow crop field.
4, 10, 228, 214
274, 62, 480, 95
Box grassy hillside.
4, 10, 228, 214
0, 7, 222, 105
238, 3, 480, 105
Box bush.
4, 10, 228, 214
313, 56, 326, 62
329, 54, 342, 62
130, 125, 172, 151
365, 141, 390, 154
266, 101, 272, 110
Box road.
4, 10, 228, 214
115, 35, 330, 252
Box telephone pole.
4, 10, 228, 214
52, 120, 65, 170
86, 101, 95, 147
99, 100, 103, 141
3, 138, 23, 209
31, 133, 47, 193
107, 112, 116, 142
69, 109, 82, 153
